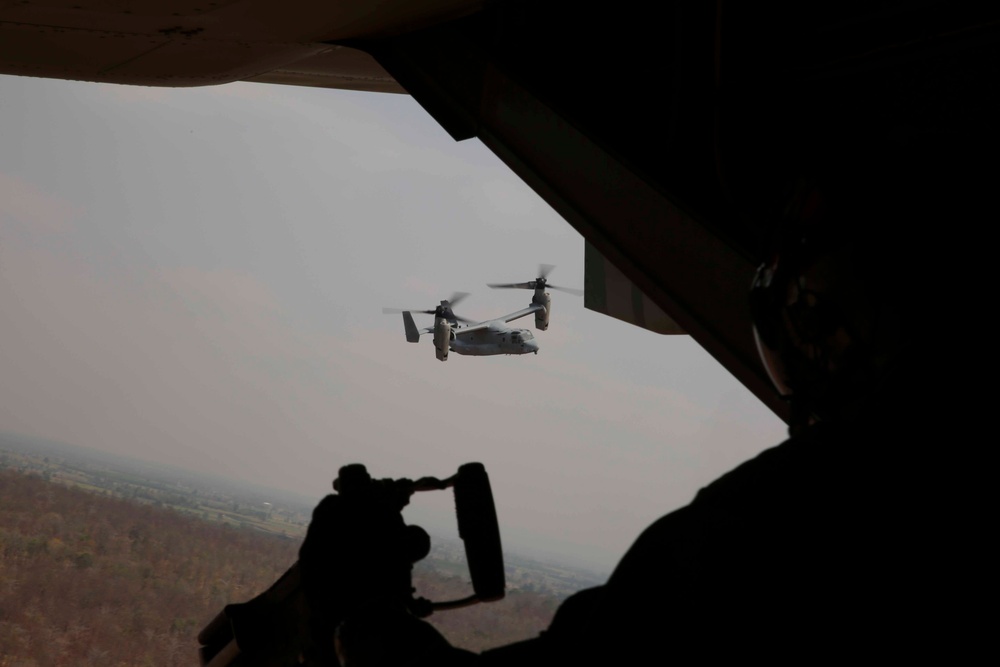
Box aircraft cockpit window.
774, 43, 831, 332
522, 331, 534, 340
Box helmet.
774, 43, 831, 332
749, 162, 910, 429
748, 130, 994, 431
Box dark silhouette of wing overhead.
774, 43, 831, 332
5, 1, 996, 417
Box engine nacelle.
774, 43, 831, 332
433, 318, 452, 361
534, 292, 551, 331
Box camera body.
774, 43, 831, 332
198, 463, 504, 666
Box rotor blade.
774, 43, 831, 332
548, 284, 585, 297
487, 282, 535, 290
383, 307, 435, 315
538, 264, 556, 280
448, 292, 470, 308
451, 313, 477, 324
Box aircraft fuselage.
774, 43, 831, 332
452, 321, 538, 356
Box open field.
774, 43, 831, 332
0, 435, 605, 664
0, 434, 315, 541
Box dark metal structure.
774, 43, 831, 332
4, 1, 997, 421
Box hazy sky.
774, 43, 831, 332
0, 74, 787, 571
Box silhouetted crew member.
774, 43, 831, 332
486, 142, 986, 665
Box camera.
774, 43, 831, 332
197, 462, 504, 666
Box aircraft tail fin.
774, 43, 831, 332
402, 312, 421, 343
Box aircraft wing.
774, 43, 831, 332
584, 241, 684, 335
454, 303, 544, 337
500, 303, 545, 324
0, 2, 474, 90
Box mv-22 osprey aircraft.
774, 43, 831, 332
383, 265, 582, 361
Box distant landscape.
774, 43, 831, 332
0, 433, 605, 665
